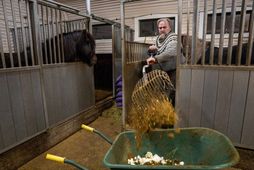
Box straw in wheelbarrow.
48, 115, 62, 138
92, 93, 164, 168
129, 69, 178, 147
81, 125, 240, 169
81, 124, 184, 167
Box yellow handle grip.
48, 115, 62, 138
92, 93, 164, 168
46, 154, 65, 163
81, 124, 94, 132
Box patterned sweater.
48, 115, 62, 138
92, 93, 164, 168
154, 32, 185, 71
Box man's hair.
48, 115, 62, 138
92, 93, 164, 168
157, 18, 172, 29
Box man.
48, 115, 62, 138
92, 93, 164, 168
146, 18, 185, 105
147, 18, 185, 72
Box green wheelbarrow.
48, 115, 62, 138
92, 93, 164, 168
82, 125, 240, 170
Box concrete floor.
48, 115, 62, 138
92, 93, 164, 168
19, 106, 254, 170
19, 116, 121, 170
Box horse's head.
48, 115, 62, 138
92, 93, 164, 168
76, 30, 97, 66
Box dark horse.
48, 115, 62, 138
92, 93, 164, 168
0, 29, 96, 68
197, 43, 254, 65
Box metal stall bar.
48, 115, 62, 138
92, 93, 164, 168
227, 0, 236, 65
55, 9, 61, 63
19, 0, 29, 66
2, 0, 14, 67
26, 0, 35, 65
75, 21, 78, 30
71, 21, 74, 32
41, 5, 48, 64
37, 0, 82, 15
59, 10, 65, 63
218, 0, 227, 65
0, 22, 6, 68
37, 3, 44, 65
210, 0, 217, 65
51, 8, 57, 63
37, 0, 89, 64
112, 25, 116, 98
185, 0, 190, 65
120, 0, 140, 131
237, 0, 246, 65
46, 5, 53, 63
191, 0, 198, 65
246, 0, 254, 66
177, 0, 182, 66
120, 0, 126, 131
29, 0, 49, 128
201, 0, 208, 65
11, 0, 22, 67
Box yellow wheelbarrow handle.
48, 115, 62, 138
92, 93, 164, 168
81, 124, 94, 132
46, 153, 88, 170
46, 154, 65, 163
81, 124, 113, 145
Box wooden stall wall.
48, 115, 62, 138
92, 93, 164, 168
177, 68, 254, 149
43, 63, 95, 126
0, 69, 46, 152
0, 0, 95, 154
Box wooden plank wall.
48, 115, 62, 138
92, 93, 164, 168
0, 63, 95, 153
43, 63, 95, 127
0, 69, 46, 153
177, 67, 254, 149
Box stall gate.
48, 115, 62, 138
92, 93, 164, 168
0, 0, 95, 154
176, 0, 254, 149
120, 0, 254, 149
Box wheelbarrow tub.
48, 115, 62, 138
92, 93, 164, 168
103, 127, 239, 169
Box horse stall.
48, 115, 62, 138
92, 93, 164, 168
91, 15, 134, 101
0, 0, 108, 169
120, 0, 254, 150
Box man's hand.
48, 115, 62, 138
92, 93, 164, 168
148, 45, 158, 52
146, 57, 157, 65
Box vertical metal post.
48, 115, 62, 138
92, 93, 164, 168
202, 0, 208, 65
51, 8, 57, 63
86, 0, 91, 15
191, 0, 198, 65
19, 0, 28, 66
55, 9, 61, 63
41, 5, 48, 64
46, 5, 53, 63
176, 0, 182, 111
11, 0, 21, 67
30, 0, 43, 65
218, 0, 226, 65
185, 0, 190, 65
112, 25, 116, 98
177, 0, 182, 66
59, 10, 65, 63
120, 0, 126, 131
26, 0, 35, 65
0, 28, 5, 68
29, 0, 49, 128
0, 0, 6, 68
227, 0, 236, 65
210, 0, 217, 65
237, 0, 246, 65
2, 0, 14, 67
85, 0, 92, 33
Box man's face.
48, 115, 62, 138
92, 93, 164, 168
158, 21, 171, 36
